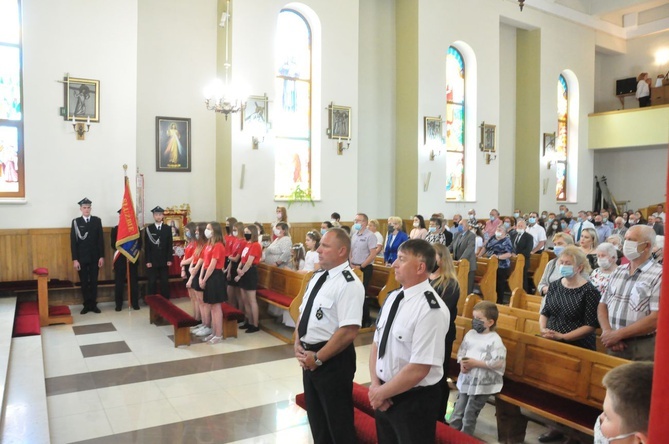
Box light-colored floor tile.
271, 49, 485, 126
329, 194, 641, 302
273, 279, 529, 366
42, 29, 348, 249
208, 365, 274, 388
47, 389, 104, 418
225, 379, 295, 410
84, 351, 141, 372
49, 410, 113, 444
155, 372, 222, 398
255, 358, 303, 380
97, 380, 166, 409
168, 387, 243, 421
274, 375, 305, 398
104, 398, 182, 434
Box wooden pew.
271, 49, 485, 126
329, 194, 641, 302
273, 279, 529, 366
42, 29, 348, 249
508, 287, 543, 312
474, 256, 498, 303
256, 263, 313, 342
377, 268, 399, 308
368, 264, 391, 299
530, 252, 549, 295
507, 255, 525, 299
452, 315, 629, 441
453, 260, 470, 316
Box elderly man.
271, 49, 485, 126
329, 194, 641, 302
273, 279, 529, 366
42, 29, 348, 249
449, 214, 463, 236
594, 215, 612, 243
597, 225, 662, 361
369, 239, 449, 443
350, 213, 380, 327
295, 228, 365, 443
612, 217, 627, 238
600, 210, 614, 229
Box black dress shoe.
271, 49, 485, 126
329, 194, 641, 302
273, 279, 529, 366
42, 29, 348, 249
239, 322, 251, 330
538, 430, 564, 443
80, 307, 90, 315
91, 306, 101, 313
115, 306, 122, 312
245, 325, 260, 333
132, 305, 140, 310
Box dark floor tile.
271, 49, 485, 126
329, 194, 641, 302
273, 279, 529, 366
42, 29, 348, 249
72, 323, 117, 335
80, 341, 131, 358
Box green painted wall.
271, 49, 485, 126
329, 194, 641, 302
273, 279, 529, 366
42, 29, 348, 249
589, 105, 669, 149
514, 29, 541, 213
394, 0, 419, 217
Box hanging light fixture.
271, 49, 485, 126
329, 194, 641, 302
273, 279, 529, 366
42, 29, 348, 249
518, 0, 525, 11
203, 0, 246, 120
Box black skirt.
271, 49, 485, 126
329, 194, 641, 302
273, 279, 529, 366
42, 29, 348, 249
227, 260, 240, 286
191, 268, 203, 292
203, 269, 228, 304
182, 266, 191, 283
238, 265, 259, 291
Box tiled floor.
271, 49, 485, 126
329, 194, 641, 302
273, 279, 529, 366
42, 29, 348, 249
39, 298, 551, 443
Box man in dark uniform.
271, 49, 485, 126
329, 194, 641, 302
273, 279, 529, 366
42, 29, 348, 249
111, 209, 141, 311
144, 206, 173, 298
369, 239, 449, 444
295, 228, 365, 444
70, 197, 105, 314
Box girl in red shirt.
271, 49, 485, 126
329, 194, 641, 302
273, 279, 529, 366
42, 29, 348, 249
226, 221, 247, 310
179, 222, 199, 323
187, 222, 209, 335
198, 222, 227, 344
235, 224, 262, 333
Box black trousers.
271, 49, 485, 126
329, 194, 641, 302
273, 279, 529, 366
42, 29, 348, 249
78, 262, 99, 309
639, 96, 651, 107
303, 343, 357, 444
375, 383, 441, 444
114, 257, 139, 308
147, 265, 170, 298
496, 267, 510, 304
438, 336, 456, 423
360, 264, 373, 326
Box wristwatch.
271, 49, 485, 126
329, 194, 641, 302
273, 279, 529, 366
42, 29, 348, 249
314, 353, 323, 366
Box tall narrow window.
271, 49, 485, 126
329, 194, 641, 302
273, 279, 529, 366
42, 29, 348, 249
556, 75, 568, 201
274, 9, 311, 200
445, 46, 464, 201
0, 0, 24, 198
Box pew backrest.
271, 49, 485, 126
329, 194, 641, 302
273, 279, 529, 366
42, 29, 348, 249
474, 256, 498, 303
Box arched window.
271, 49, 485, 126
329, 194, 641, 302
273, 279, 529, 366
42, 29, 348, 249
0, 0, 24, 198
445, 46, 465, 201
274, 9, 312, 200
556, 75, 568, 201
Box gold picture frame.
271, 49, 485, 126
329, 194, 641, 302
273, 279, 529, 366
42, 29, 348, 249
479, 122, 496, 152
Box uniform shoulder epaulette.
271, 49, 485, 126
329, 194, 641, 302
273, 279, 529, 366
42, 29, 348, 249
342, 269, 355, 282
424, 291, 440, 309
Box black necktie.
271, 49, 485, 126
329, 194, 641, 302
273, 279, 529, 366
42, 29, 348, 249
85, 218, 89, 223
297, 271, 329, 339
378, 291, 405, 358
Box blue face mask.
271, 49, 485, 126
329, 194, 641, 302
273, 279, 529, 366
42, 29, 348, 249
353, 223, 362, 231
489, 215, 495, 221
553, 246, 565, 256
528, 217, 536, 224
504, 222, 511, 229
559, 264, 575, 277
185, 231, 192, 239
428, 226, 437, 233
513, 212, 520, 218
320, 228, 326, 235
561, 222, 568, 230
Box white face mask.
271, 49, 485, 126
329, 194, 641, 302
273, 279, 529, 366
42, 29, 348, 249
232, 230, 238, 236
593, 414, 636, 444
413, 222, 419, 228
623, 240, 645, 261
204, 228, 213, 239
495, 231, 503, 239
597, 257, 612, 269
276, 213, 282, 220
273, 228, 281, 236
516, 229, 525, 235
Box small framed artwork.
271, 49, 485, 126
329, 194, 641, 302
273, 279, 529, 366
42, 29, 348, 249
326, 103, 351, 140
424, 116, 444, 145
156, 117, 191, 172
241, 94, 269, 131
163, 204, 190, 244
479, 122, 496, 152
164, 216, 183, 241
64, 77, 100, 122
543, 132, 556, 156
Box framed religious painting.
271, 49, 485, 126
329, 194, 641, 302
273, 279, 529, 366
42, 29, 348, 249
479, 122, 496, 152
64, 77, 100, 122
543, 132, 556, 156
424, 116, 444, 145
326, 104, 351, 140
156, 116, 191, 172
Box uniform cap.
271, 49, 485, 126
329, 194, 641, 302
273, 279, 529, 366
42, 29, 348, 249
78, 198, 92, 206
151, 206, 165, 213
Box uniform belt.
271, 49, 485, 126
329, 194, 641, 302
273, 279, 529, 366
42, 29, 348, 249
625, 333, 656, 342
301, 341, 328, 351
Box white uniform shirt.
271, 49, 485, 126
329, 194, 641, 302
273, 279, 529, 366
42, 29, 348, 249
526, 223, 547, 250
298, 262, 364, 344
374, 280, 450, 386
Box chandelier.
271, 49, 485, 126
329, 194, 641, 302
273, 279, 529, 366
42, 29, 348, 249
203, 0, 246, 120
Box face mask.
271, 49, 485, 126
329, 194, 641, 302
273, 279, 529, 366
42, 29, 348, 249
495, 231, 503, 239
353, 223, 362, 231
468, 213, 476, 220
597, 257, 611, 269
629, 220, 636, 225
623, 240, 645, 261
277, 213, 282, 220
489, 215, 495, 221
594, 221, 602, 227
587, 216, 593, 221
195, 232, 200, 240
428, 226, 436, 233
412, 222, 419, 228
516, 229, 525, 235
320, 228, 327, 235
559, 210, 565, 215
552, 224, 558, 230
387, 225, 395, 234
204, 229, 213, 239
593, 414, 636, 444
232, 230, 238, 236
185, 231, 192, 239
273, 228, 281, 236
472, 318, 487, 334
548, 218, 554, 224
513, 212, 520, 218
504, 222, 511, 229
225, 226, 230, 234
561, 222, 568, 230
261, 241, 270, 248
244, 233, 252, 241
330, 219, 336, 224
577, 217, 583, 222
542, 214, 548, 219
559, 264, 575, 278
528, 217, 536, 224
553, 246, 565, 256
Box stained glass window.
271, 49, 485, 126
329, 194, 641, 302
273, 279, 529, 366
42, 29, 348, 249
556, 75, 568, 201
445, 46, 464, 201
0, 0, 24, 198
274, 9, 312, 200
